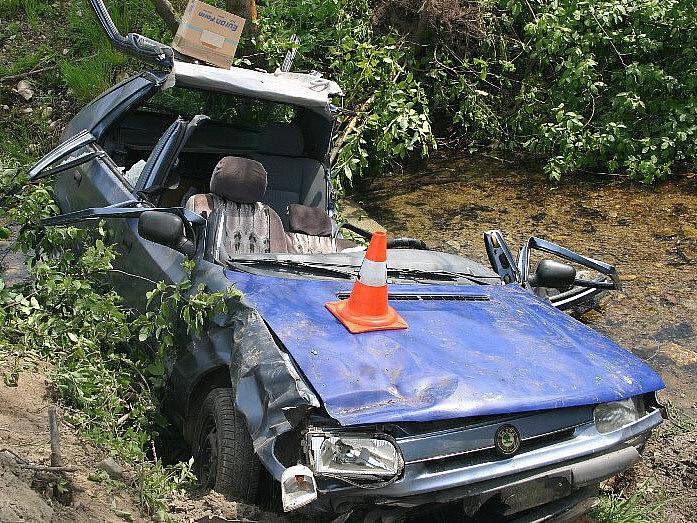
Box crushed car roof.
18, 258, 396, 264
172, 61, 343, 117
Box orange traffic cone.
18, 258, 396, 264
325, 231, 408, 334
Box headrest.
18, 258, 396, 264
288, 204, 332, 237
257, 123, 304, 157
210, 156, 267, 203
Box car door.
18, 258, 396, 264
28, 119, 201, 309
484, 230, 622, 310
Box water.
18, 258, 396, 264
352, 154, 697, 408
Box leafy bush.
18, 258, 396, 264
0, 181, 236, 515
504, 0, 697, 181
249, 0, 696, 183
35, 0, 693, 183
251, 0, 436, 188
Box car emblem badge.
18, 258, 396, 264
495, 424, 521, 456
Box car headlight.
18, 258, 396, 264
594, 396, 645, 434
307, 432, 402, 477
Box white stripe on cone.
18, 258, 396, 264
358, 258, 387, 287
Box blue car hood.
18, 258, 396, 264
226, 271, 664, 426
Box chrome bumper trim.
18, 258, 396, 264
378, 408, 662, 497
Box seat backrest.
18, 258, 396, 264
185, 156, 294, 259
285, 204, 358, 254
251, 124, 327, 227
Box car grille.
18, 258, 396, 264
393, 406, 593, 466
422, 428, 576, 474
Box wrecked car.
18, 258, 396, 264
28, 0, 666, 519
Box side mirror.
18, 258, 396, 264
528, 259, 576, 289
138, 210, 195, 257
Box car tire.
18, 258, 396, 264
193, 387, 261, 502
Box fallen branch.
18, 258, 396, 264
330, 94, 375, 165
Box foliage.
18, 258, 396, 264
4, 0, 692, 184
251, 0, 436, 189
247, 0, 696, 183
503, 0, 697, 182
0, 181, 237, 515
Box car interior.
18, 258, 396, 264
101, 86, 357, 258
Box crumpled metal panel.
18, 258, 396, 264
228, 300, 320, 477
225, 270, 664, 427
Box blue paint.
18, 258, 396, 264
226, 270, 664, 427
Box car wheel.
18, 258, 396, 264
193, 388, 261, 502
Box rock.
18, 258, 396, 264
21, 107, 33, 114
445, 239, 461, 251
0, 459, 54, 522
96, 457, 126, 481
40, 106, 53, 119
16, 80, 34, 101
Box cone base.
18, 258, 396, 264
325, 300, 408, 334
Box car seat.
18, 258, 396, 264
185, 156, 294, 260
287, 204, 357, 254
251, 124, 327, 228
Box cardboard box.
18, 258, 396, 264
172, 0, 245, 69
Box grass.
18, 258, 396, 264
658, 403, 697, 438
591, 481, 667, 523
0, 0, 53, 24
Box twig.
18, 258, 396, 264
590, 9, 627, 68
523, 0, 539, 22
583, 96, 596, 129
481, 152, 514, 164
107, 269, 158, 285
0, 65, 56, 83
48, 406, 63, 468
147, 0, 180, 34
329, 94, 375, 165
0, 448, 76, 472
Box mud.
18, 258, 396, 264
348, 153, 697, 520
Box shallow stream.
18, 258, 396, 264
351, 154, 697, 409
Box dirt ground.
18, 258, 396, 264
0, 367, 278, 522
347, 153, 697, 521
0, 369, 143, 522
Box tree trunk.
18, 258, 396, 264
147, 0, 180, 34
226, 0, 258, 30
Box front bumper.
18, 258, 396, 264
312, 407, 663, 515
